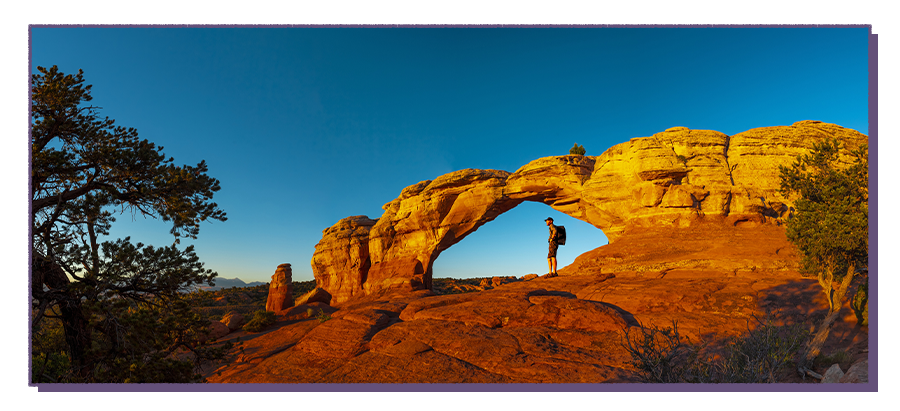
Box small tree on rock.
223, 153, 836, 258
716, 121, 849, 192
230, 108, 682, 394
569, 143, 586, 156
778, 137, 868, 377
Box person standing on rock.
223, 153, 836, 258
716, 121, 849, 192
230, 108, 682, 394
545, 217, 559, 277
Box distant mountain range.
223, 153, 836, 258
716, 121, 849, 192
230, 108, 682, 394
198, 277, 266, 291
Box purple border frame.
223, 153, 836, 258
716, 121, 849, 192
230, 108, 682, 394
27, 24, 878, 393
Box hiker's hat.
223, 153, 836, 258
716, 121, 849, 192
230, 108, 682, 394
544, 217, 554, 222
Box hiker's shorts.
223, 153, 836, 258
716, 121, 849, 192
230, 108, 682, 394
548, 241, 558, 258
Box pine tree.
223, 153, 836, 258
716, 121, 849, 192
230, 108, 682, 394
31, 66, 228, 382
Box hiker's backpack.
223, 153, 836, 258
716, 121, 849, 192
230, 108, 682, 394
556, 225, 567, 245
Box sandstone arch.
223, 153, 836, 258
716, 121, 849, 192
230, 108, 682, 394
311, 121, 868, 304
429, 200, 608, 280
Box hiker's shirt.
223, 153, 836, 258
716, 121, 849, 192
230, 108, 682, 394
548, 224, 558, 245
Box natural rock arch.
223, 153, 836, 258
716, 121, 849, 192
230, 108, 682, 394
429, 200, 607, 280
311, 121, 868, 304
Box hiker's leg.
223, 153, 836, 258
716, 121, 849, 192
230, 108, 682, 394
548, 242, 558, 275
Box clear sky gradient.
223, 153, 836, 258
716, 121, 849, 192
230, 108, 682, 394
29, 27, 870, 284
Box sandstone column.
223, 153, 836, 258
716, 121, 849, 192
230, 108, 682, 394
266, 263, 294, 312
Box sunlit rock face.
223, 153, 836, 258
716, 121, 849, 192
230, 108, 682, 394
310, 216, 377, 304
311, 121, 868, 304
504, 154, 597, 220
366, 169, 518, 297
727, 120, 868, 220
265, 263, 294, 312
581, 127, 732, 241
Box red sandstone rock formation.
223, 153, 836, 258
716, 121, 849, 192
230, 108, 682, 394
265, 263, 294, 312
218, 122, 869, 383
311, 121, 867, 304
311, 216, 376, 303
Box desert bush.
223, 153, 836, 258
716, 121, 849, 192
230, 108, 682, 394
815, 350, 852, 368
621, 321, 712, 383
315, 309, 332, 323
715, 317, 810, 383
569, 143, 586, 156
243, 310, 277, 333
621, 316, 810, 383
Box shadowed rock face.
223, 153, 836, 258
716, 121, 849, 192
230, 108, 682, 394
311, 121, 868, 304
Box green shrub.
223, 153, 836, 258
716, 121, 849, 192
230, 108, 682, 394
31, 352, 71, 383
569, 143, 586, 156
242, 310, 277, 333
315, 309, 331, 323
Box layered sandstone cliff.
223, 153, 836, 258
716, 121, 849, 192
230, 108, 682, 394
311, 121, 868, 304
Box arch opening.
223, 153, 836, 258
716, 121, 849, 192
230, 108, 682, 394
430, 201, 609, 280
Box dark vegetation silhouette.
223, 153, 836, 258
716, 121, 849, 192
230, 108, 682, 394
30, 66, 228, 382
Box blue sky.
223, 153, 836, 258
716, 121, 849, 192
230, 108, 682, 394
28, 27, 870, 284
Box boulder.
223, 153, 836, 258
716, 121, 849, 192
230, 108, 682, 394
265, 263, 294, 312
203, 320, 230, 342
839, 359, 868, 383
295, 287, 332, 306
821, 364, 845, 383
221, 312, 246, 332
